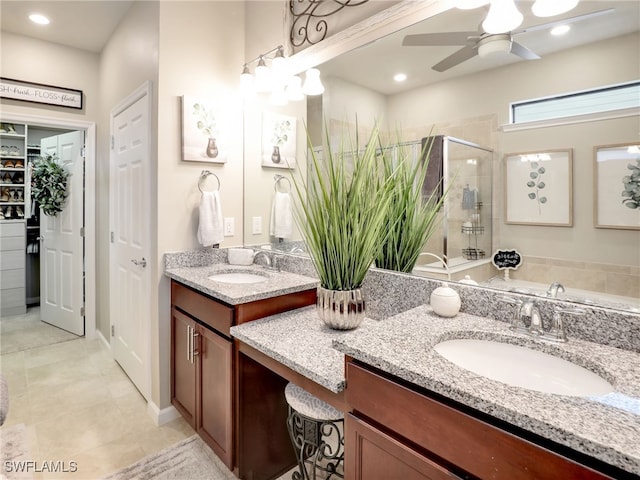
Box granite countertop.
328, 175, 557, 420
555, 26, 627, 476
230, 306, 374, 393
332, 304, 640, 476
165, 264, 318, 305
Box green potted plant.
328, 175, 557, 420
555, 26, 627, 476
375, 135, 448, 273
31, 154, 69, 216
291, 124, 393, 330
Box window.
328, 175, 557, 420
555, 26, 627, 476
510, 81, 640, 124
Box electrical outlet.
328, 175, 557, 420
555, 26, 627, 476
252, 216, 262, 235
224, 217, 234, 237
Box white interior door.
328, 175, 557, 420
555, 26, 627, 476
39, 131, 85, 336
110, 84, 151, 399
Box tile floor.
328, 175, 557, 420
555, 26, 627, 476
0, 310, 306, 480
1, 310, 196, 479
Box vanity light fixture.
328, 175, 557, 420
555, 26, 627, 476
482, 0, 523, 34
29, 13, 50, 25
467, 1, 580, 36
240, 45, 324, 105
532, 0, 579, 18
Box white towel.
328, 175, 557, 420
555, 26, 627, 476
270, 191, 292, 239
197, 191, 224, 247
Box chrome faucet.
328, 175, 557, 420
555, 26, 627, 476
499, 296, 584, 343
546, 282, 565, 298
254, 251, 280, 271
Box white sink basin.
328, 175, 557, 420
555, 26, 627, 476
434, 339, 614, 397
208, 272, 268, 284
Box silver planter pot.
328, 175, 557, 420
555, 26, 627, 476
316, 286, 365, 330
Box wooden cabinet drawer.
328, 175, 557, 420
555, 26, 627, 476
0, 251, 24, 270
1, 287, 26, 308
171, 280, 233, 336
346, 361, 613, 480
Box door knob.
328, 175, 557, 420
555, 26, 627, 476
131, 257, 147, 268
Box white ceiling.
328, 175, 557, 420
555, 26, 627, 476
319, 1, 640, 95
0, 1, 638, 92
0, 0, 134, 53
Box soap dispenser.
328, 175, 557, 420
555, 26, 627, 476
430, 282, 461, 317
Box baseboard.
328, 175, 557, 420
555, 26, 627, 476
96, 329, 111, 350
147, 400, 181, 426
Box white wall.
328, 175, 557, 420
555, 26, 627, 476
384, 33, 640, 268
156, 0, 246, 408
0, 32, 100, 122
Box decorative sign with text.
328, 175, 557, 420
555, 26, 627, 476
492, 249, 522, 280
0, 77, 83, 109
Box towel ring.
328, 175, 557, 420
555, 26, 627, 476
199, 170, 220, 193
274, 174, 291, 193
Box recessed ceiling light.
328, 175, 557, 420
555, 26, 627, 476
29, 13, 50, 25
551, 25, 571, 36
393, 73, 407, 82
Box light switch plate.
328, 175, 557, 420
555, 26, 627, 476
224, 217, 234, 236
252, 216, 262, 235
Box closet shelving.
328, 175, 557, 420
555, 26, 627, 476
0, 123, 28, 221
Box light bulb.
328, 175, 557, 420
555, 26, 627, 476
302, 68, 324, 96
482, 0, 523, 34
271, 48, 288, 90
286, 75, 304, 101
532, 0, 579, 18
239, 64, 254, 97
455, 0, 490, 9
254, 56, 271, 93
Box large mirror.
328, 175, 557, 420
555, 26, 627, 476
244, 1, 640, 313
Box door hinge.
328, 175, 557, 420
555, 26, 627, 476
111, 135, 115, 150
111, 325, 115, 337
80, 227, 85, 237
80, 146, 86, 158
110, 232, 114, 243
80, 306, 85, 317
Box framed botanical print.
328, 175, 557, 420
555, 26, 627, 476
594, 143, 640, 230
504, 150, 573, 226
262, 113, 296, 169
181, 95, 228, 163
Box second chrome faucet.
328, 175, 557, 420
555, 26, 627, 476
500, 295, 584, 344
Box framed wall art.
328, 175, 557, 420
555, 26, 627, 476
262, 113, 296, 169
0, 77, 83, 109
181, 95, 228, 163
594, 143, 640, 230
504, 149, 573, 226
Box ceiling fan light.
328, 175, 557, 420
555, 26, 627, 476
482, 0, 523, 34
454, 0, 490, 9
477, 36, 512, 58
532, 0, 579, 18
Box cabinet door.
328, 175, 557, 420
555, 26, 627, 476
346, 414, 461, 480
171, 307, 197, 428
198, 326, 233, 469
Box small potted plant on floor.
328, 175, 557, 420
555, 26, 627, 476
291, 124, 393, 330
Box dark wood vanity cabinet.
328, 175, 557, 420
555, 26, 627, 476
170, 279, 316, 472
345, 359, 620, 480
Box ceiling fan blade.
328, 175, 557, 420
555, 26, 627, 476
403, 31, 478, 46
513, 8, 614, 35
432, 45, 477, 72
510, 41, 541, 60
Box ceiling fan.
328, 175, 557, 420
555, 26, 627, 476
402, 8, 614, 72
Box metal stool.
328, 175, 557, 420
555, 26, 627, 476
285, 382, 344, 480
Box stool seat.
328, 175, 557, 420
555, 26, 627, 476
285, 383, 343, 421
